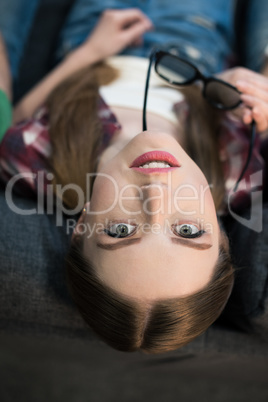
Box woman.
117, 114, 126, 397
0, 2, 267, 353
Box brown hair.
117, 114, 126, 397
47, 63, 118, 209
178, 87, 225, 210
66, 230, 233, 354
47, 62, 233, 353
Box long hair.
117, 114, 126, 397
47, 62, 118, 209
47, 62, 234, 353
66, 230, 233, 354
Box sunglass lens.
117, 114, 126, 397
205, 80, 241, 109
155, 54, 196, 84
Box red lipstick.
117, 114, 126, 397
130, 151, 180, 174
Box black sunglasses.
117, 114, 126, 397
142, 49, 256, 192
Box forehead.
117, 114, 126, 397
85, 230, 219, 300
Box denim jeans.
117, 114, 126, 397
0, 0, 236, 78
57, 0, 235, 75
0, 0, 41, 79
240, 0, 268, 72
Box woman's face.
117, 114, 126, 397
75, 131, 219, 301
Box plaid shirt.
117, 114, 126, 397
0, 97, 121, 197
0, 97, 265, 214
218, 114, 264, 213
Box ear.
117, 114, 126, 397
71, 202, 90, 240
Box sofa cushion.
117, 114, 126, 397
0, 184, 267, 338
0, 187, 94, 337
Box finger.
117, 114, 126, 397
121, 19, 152, 44
230, 104, 254, 127
242, 108, 253, 125
229, 103, 250, 120
235, 71, 268, 92
116, 8, 153, 28
240, 94, 268, 131
252, 106, 268, 132
236, 80, 268, 103
240, 93, 268, 110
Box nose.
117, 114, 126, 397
141, 183, 170, 223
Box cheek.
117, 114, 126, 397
90, 175, 120, 212
172, 164, 216, 221
173, 182, 210, 213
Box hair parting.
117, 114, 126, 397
65, 230, 234, 354
47, 62, 234, 354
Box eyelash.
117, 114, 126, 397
171, 224, 205, 239
104, 222, 138, 238
104, 222, 205, 239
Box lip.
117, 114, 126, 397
130, 151, 180, 168
131, 167, 178, 174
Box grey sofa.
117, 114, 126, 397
1, 0, 268, 401
1, 187, 268, 401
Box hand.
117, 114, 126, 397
218, 67, 268, 138
80, 9, 153, 63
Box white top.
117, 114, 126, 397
99, 56, 184, 126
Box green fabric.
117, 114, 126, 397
0, 89, 12, 143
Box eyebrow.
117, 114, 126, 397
96, 237, 212, 251
171, 238, 212, 250
96, 237, 141, 250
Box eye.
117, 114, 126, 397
173, 224, 204, 239
104, 223, 138, 238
